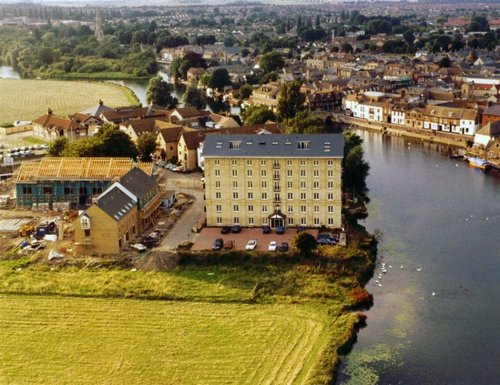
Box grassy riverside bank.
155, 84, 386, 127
0, 236, 376, 385
0, 78, 139, 125
37, 71, 151, 81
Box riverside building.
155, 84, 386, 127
202, 134, 344, 229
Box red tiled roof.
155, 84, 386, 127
32, 113, 82, 131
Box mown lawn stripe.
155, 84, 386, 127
0, 295, 330, 385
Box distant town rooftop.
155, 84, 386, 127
202, 134, 344, 158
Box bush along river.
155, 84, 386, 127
337, 130, 499, 385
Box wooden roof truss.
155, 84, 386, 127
16, 157, 153, 183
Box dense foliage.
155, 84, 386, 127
276, 81, 306, 122
48, 123, 139, 159
259, 51, 284, 74
343, 131, 370, 203
183, 85, 207, 110
146, 76, 178, 109
240, 104, 275, 126
0, 25, 159, 79
137, 132, 158, 162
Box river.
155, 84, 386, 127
0, 66, 20, 79
338, 130, 500, 385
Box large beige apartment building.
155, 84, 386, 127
203, 134, 344, 229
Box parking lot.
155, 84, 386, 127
191, 227, 319, 251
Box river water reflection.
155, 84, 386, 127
0, 66, 21, 79
338, 130, 500, 385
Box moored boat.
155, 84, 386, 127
467, 157, 491, 171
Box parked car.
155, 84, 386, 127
14, 120, 31, 127
130, 243, 147, 252
278, 242, 289, 252
245, 240, 257, 250
142, 234, 160, 247
212, 238, 224, 250
231, 225, 241, 233
296, 226, 306, 233
316, 232, 338, 245
262, 225, 271, 234
268, 241, 278, 251
276, 226, 285, 234
223, 240, 234, 250
221, 226, 231, 234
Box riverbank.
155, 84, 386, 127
38, 71, 151, 81
333, 113, 468, 149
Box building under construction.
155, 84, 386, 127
15, 158, 153, 209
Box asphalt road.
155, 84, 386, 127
157, 169, 204, 250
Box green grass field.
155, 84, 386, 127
0, 78, 139, 125
0, 295, 330, 385
0, 249, 374, 385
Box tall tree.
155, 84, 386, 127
208, 68, 231, 91
343, 131, 370, 202
276, 81, 305, 122
468, 16, 489, 32
285, 111, 324, 134
183, 85, 207, 110
241, 104, 275, 126
146, 76, 178, 109
136, 132, 157, 162
259, 51, 284, 74
47, 136, 68, 156
94, 123, 138, 159
238, 84, 254, 100
292, 232, 317, 258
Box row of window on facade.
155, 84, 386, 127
213, 180, 338, 190
21, 186, 104, 195
213, 169, 337, 178
213, 159, 337, 166
215, 204, 337, 213
227, 141, 311, 150
215, 216, 337, 226
213, 191, 337, 200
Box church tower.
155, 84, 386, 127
95, 9, 104, 42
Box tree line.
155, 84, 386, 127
0, 24, 158, 79
48, 124, 157, 162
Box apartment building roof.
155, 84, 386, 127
119, 167, 156, 201
203, 134, 344, 158
96, 185, 136, 222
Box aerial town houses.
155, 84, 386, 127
4, 9, 500, 259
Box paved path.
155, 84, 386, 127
157, 170, 204, 250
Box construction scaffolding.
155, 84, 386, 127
15, 158, 153, 208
